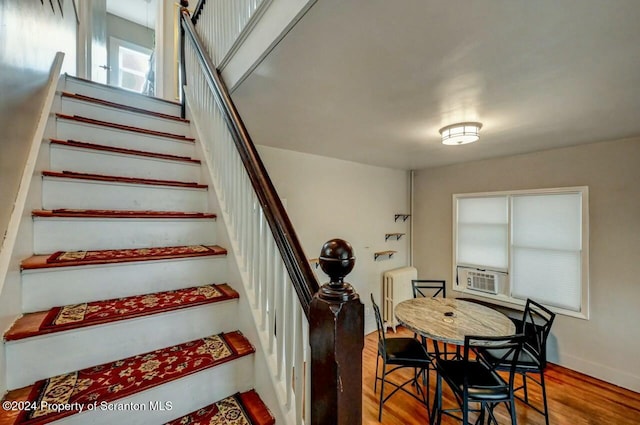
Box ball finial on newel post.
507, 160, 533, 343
318, 238, 357, 301
310, 238, 363, 425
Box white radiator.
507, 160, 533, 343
382, 266, 417, 331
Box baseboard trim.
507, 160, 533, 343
556, 351, 640, 393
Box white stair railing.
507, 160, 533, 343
192, 0, 272, 68
181, 5, 364, 424
182, 12, 311, 425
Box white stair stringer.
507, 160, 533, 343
33, 217, 217, 253
27, 356, 253, 425
60, 74, 181, 117
55, 118, 195, 157
59, 95, 191, 136
49, 142, 201, 182
21, 256, 228, 312
42, 177, 208, 211
6, 300, 239, 390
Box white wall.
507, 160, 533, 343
0, 0, 76, 250
412, 137, 640, 392
0, 2, 77, 396
257, 145, 410, 333
106, 13, 154, 51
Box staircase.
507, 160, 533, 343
0, 75, 275, 425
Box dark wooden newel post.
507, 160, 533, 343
310, 239, 364, 425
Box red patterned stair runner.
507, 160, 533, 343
2, 332, 254, 425
5, 284, 239, 341
166, 390, 275, 425
21, 245, 227, 270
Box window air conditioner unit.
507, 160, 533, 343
466, 270, 500, 294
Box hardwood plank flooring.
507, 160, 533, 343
363, 327, 640, 424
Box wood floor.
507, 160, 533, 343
362, 327, 640, 424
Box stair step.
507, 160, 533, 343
5, 283, 238, 341
55, 114, 195, 158
49, 141, 201, 182
33, 209, 215, 219
42, 170, 206, 189
60, 92, 188, 123
0, 331, 254, 425
60, 94, 190, 137
167, 390, 275, 425
33, 208, 217, 253
21, 244, 227, 270
62, 73, 182, 116
50, 139, 200, 164
21, 254, 227, 313
42, 172, 207, 212
55, 113, 195, 142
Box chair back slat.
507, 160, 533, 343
464, 334, 526, 393
411, 279, 446, 299
522, 299, 556, 366
370, 294, 387, 352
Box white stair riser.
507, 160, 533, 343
61, 77, 181, 117
60, 97, 190, 136
47, 357, 253, 425
22, 257, 227, 312
6, 301, 239, 389
55, 120, 194, 157
33, 218, 217, 253
50, 145, 201, 183
42, 178, 208, 211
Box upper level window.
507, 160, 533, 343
109, 37, 152, 93
453, 187, 589, 319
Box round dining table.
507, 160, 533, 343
394, 297, 516, 346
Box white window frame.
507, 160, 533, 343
108, 36, 152, 93
452, 187, 590, 319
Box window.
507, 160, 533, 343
453, 187, 589, 318
108, 37, 152, 93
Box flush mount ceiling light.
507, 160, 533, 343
439, 122, 483, 145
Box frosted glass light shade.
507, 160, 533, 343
440, 122, 483, 145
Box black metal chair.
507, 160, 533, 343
371, 294, 433, 421
433, 333, 526, 425
478, 299, 556, 425
412, 279, 446, 299
412, 279, 448, 355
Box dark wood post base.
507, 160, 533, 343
310, 239, 364, 425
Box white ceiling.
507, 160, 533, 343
107, 0, 157, 29
231, 0, 640, 170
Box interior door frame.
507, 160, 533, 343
76, 0, 107, 82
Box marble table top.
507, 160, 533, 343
394, 298, 516, 345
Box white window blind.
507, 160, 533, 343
511, 193, 582, 311
454, 188, 588, 318
457, 196, 508, 270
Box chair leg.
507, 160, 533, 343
431, 372, 442, 425
522, 371, 529, 403
476, 404, 486, 425
378, 359, 386, 421
422, 367, 431, 419
509, 400, 517, 425
462, 393, 469, 425
539, 370, 550, 425
374, 354, 380, 392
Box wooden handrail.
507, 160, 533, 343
179, 10, 320, 317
